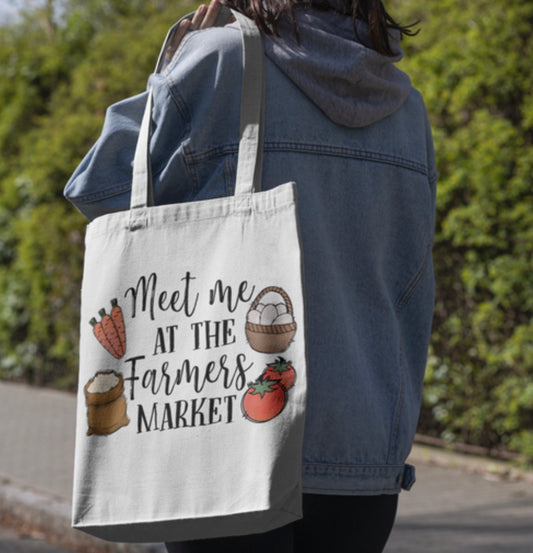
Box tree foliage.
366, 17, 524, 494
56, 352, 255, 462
394, 0, 533, 460
0, 0, 193, 388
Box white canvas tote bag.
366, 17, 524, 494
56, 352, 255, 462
72, 11, 307, 543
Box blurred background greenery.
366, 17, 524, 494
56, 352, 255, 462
0, 0, 531, 462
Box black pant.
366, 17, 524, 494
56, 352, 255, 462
165, 493, 398, 553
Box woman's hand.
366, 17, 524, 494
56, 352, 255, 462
164, 1, 233, 65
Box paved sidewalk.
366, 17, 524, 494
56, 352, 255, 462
386, 464, 533, 552
0, 521, 73, 553
0, 382, 75, 500
0, 381, 161, 553
1, 380, 533, 552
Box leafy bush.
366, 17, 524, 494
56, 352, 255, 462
1, 0, 532, 461
396, 0, 533, 460
0, 0, 192, 388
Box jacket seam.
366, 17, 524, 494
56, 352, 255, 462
394, 242, 433, 313
75, 146, 432, 204
267, 143, 428, 175
387, 339, 405, 464
387, 243, 432, 462
163, 73, 198, 195
182, 141, 200, 195
184, 143, 237, 164
303, 485, 401, 493
304, 462, 405, 469
163, 74, 192, 138
224, 156, 236, 195
184, 142, 429, 176
69, 181, 131, 203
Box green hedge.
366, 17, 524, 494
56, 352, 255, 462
0, 0, 531, 461
0, 0, 192, 388
396, 0, 533, 460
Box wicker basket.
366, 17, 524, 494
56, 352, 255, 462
84, 371, 130, 436
245, 286, 296, 353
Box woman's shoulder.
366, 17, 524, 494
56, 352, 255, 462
158, 23, 246, 155
164, 24, 243, 84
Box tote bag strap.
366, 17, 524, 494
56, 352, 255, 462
232, 10, 265, 196
130, 9, 265, 213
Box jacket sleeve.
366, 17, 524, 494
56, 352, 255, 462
63, 72, 192, 221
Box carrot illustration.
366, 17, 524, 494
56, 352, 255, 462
99, 308, 124, 359
110, 299, 126, 356
90, 316, 120, 359
89, 299, 127, 359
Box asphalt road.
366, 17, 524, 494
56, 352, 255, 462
386, 464, 533, 553
1, 381, 533, 552
3, 464, 532, 552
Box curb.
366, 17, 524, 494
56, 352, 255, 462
0, 477, 165, 553
408, 443, 533, 485
2, 445, 531, 552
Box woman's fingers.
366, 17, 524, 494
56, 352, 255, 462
191, 1, 228, 30
164, 18, 191, 62
190, 3, 208, 29
199, 0, 222, 29
164, 0, 232, 65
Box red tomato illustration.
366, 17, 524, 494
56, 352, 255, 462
242, 379, 287, 422
261, 357, 296, 391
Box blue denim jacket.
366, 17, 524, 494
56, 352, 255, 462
65, 18, 436, 496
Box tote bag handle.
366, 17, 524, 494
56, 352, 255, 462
130, 9, 265, 213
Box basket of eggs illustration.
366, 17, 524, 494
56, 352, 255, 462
245, 286, 296, 353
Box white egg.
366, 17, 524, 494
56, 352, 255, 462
255, 302, 266, 313
247, 309, 262, 324
260, 304, 279, 325
276, 303, 288, 315
272, 313, 294, 326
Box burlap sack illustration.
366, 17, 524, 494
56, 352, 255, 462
84, 370, 129, 436
246, 287, 296, 353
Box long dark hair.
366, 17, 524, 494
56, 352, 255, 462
222, 0, 418, 56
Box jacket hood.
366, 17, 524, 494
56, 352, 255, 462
262, 7, 412, 127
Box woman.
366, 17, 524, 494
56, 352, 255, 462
65, 1, 436, 551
